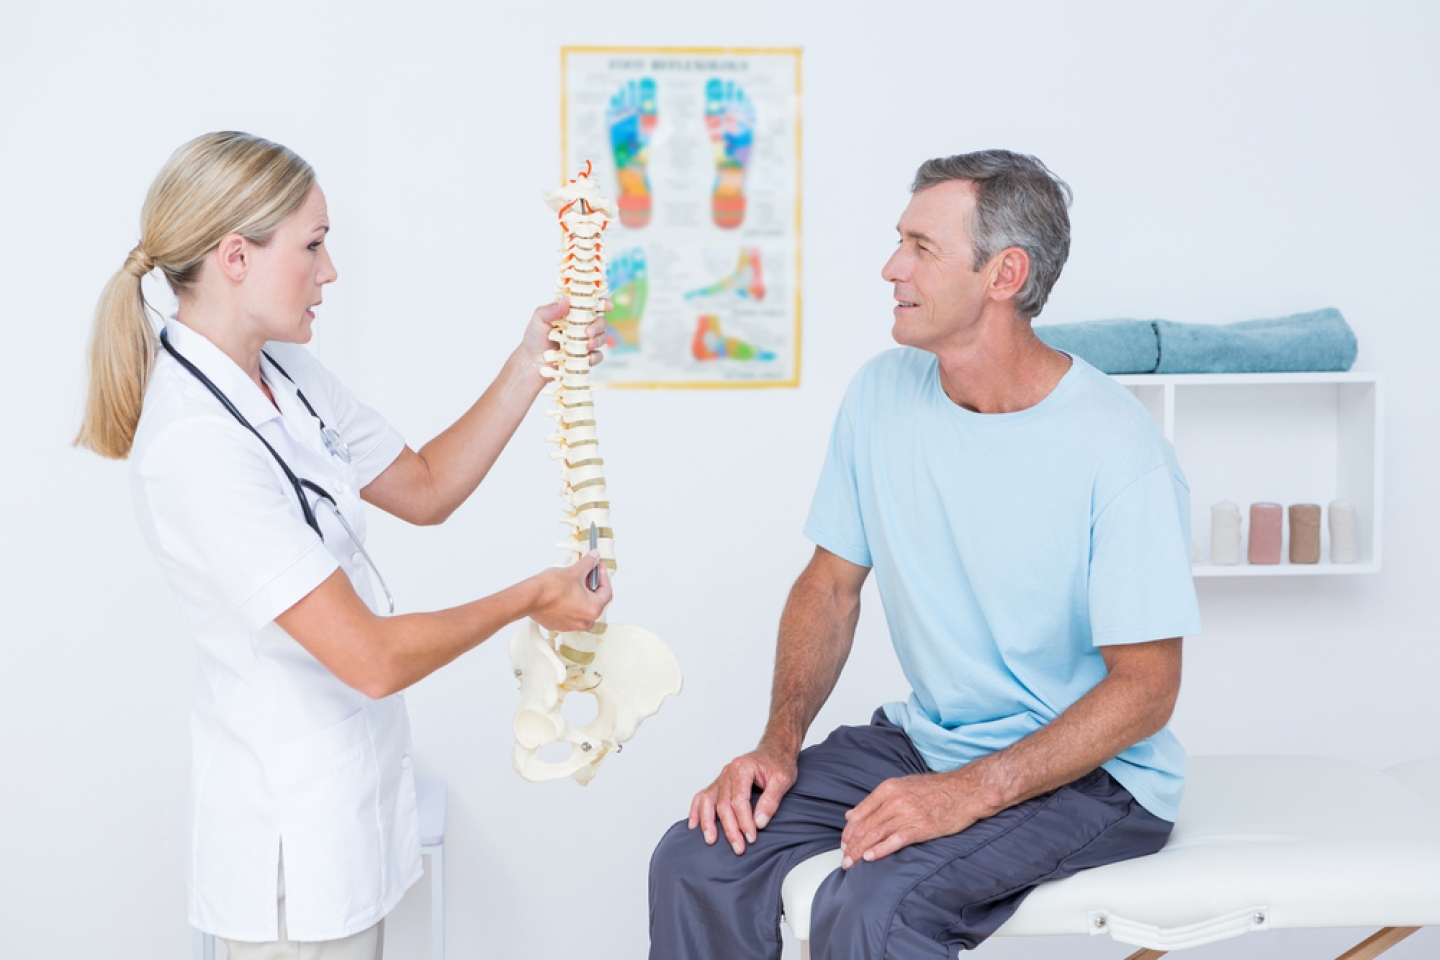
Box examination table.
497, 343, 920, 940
781, 756, 1440, 959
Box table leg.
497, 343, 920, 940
1335, 927, 1420, 960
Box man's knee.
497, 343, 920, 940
811, 853, 993, 959
650, 818, 701, 889
811, 864, 895, 950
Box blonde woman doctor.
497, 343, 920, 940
77, 132, 611, 959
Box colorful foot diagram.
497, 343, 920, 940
684, 247, 766, 301
604, 248, 648, 351
691, 315, 774, 362
704, 79, 754, 229
607, 78, 659, 229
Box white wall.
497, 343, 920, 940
3, 1, 1438, 957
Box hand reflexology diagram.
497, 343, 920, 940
562, 47, 801, 387
509, 168, 683, 785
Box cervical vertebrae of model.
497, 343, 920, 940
509, 166, 683, 785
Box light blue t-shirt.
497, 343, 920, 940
803, 348, 1202, 820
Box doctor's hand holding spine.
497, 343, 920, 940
75, 131, 610, 953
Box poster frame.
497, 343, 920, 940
559, 45, 804, 390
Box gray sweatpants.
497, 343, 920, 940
649, 711, 1171, 959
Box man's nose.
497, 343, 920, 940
881, 247, 906, 283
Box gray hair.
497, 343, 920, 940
911, 150, 1072, 319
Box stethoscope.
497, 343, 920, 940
160, 329, 395, 614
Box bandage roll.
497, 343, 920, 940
1329, 500, 1359, 563
1211, 501, 1242, 565
1288, 504, 1321, 564
1248, 502, 1283, 564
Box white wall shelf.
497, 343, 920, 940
1114, 372, 1384, 577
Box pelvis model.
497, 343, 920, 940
509, 165, 683, 785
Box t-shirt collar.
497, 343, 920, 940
935, 350, 1084, 423
163, 319, 283, 428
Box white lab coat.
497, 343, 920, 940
130, 320, 421, 942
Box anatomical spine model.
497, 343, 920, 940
508, 164, 683, 785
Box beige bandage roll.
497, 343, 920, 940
1288, 504, 1321, 564
1248, 502, 1283, 565
1329, 500, 1359, 563
1210, 501, 1242, 565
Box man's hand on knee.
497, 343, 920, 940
688, 744, 798, 855
840, 770, 991, 869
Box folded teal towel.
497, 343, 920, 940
1034, 308, 1357, 374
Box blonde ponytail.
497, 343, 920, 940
76, 249, 159, 458
75, 132, 315, 459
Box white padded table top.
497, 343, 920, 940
782, 756, 1440, 951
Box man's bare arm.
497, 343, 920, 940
759, 547, 870, 754
689, 546, 870, 853
840, 637, 1182, 868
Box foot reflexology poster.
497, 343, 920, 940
561, 47, 802, 388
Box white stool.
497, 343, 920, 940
193, 777, 448, 960
417, 778, 448, 960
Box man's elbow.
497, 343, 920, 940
1139, 673, 1181, 737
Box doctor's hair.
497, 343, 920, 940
911, 150, 1072, 320
76, 132, 316, 459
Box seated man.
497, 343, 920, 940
649, 150, 1202, 959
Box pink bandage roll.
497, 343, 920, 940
1248, 502, 1283, 564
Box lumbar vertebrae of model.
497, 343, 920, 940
509, 164, 683, 785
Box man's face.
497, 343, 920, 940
881, 180, 990, 352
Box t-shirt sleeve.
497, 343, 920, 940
802, 397, 872, 569
271, 347, 406, 488
1088, 463, 1203, 645
133, 417, 340, 631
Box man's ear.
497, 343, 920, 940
214, 233, 249, 282
988, 247, 1030, 304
